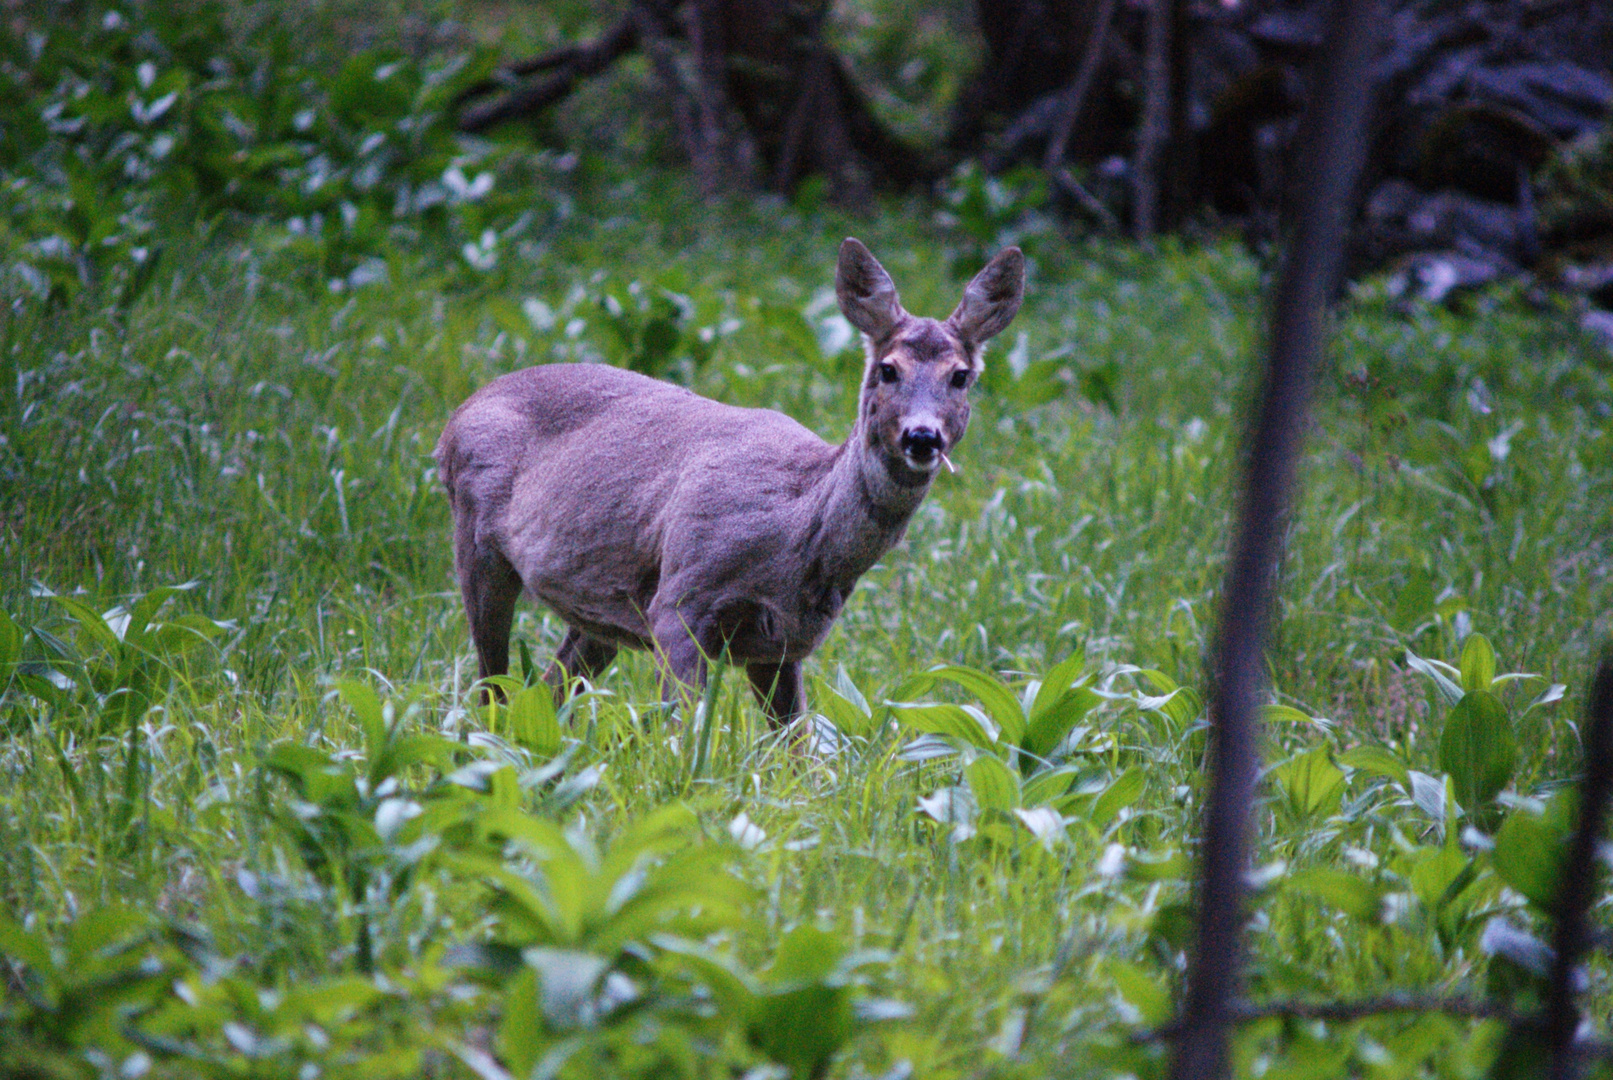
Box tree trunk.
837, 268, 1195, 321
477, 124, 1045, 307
455, 0, 929, 201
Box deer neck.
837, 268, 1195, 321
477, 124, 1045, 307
797, 424, 932, 587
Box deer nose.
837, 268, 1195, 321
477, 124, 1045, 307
900, 426, 945, 460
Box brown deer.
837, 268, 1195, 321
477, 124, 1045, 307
435, 238, 1024, 724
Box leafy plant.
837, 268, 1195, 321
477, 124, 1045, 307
258, 680, 460, 973
0, 906, 176, 1080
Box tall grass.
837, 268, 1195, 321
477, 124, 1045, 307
3, 171, 1611, 1077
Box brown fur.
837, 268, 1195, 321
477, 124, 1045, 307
435, 238, 1024, 724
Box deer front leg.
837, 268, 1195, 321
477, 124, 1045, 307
650, 610, 715, 717
746, 661, 804, 728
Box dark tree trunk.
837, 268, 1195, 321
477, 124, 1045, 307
455, 0, 930, 201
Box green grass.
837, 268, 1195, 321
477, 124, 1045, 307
3, 164, 1612, 1079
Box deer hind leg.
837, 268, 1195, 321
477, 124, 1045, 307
746, 661, 804, 728
453, 515, 523, 695
545, 627, 619, 699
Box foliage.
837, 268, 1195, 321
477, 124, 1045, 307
2, 3, 1612, 1077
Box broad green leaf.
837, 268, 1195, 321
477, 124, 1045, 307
1339, 745, 1411, 790
0, 910, 53, 973
64, 905, 149, 965
1405, 649, 1464, 706
1107, 959, 1172, 1027
1459, 633, 1497, 692
888, 702, 998, 750
1491, 792, 1573, 912
813, 668, 877, 738
336, 679, 388, 750
1020, 765, 1080, 808
1258, 704, 1318, 726
1126, 848, 1188, 882
1396, 845, 1471, 914
499, 967, 545, 1072
652, 935, 759, 1021
753, 926, 857, 1078
1287, 868, 1382, 922
765, 924, 844, 986
47, 594, 120, 654
1028, 651, 1091, 722
123, 583, 198, 645
1090, 767, 1145, 828
504, 684, 561, 758
966, 755, 1020, 812
1438, 690, 1516, 814
1272, 746, 1347, 819
283, 976, 382, 1024
904, 666, 1026, 744
754, 982, 854, 1079
1022, 685, 1100, 761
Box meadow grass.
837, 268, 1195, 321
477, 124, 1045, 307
3, 173, 1611, 1078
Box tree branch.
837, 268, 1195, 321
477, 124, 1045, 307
457, 10, 644, 134
1168, 2, 1380, 1078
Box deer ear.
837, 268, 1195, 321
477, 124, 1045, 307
948, 247, 1025, 346
836, 238, 905, 341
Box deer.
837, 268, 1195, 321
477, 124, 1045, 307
435, 238, 1024, 726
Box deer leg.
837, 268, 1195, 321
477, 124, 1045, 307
651, 611, 717, 717
545, 627, 619, 698
454, 519, 523, 697
746, 661, 804, 727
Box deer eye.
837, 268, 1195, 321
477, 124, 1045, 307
877, 362, 899, 384
949, 369, 971, 390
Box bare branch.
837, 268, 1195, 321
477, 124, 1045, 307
457, 10, 643, 134
1043, 0, 1119, 175
1543, 650, 1613, 1080
1168, 2, 1381, 1078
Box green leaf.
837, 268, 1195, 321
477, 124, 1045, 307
46, 593, 120, 654
1437, 690, 1516, 814
499, 967, 545, 1072
0, 608, 22, 688
1107, 959, 1172, 1027
1258, 704, 1319, 726
813, 667, 876, 738
1125, 849, 1188, 883
1339, 745, 1411, 790
1272, 746, 1347, 819
1396, 845, 1472, 914
336, 679, 388, 751
1028, 651, 1090, 721
1287, 868, 1382, 922
764, 924, 844, 986
1405, 649, 1465, 706
1022, 685, 1100, 761
903, 666, 1026, 744
1090, 767, 1145, 828
1459, 633, 1497, 693
888, 702, 998, 750
965, 755, 1020, 812
1020, 765, 1080, 808
1491, 792, 1574, 912
0, 909, 54, 973
504, 684, 562, 758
